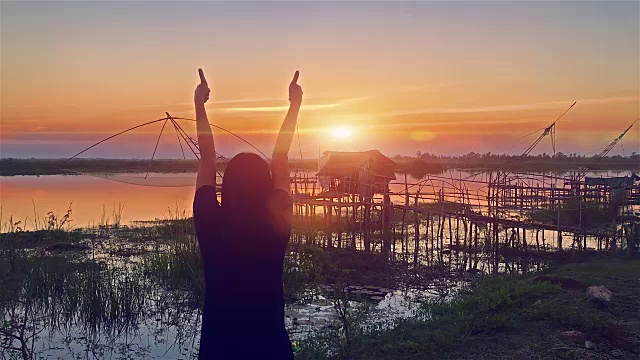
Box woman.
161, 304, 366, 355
192, 68, 302, 359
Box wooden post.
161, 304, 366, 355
327, 203, 333, 248
438, 204, 445, 250
321, 205, 327, 247
437, 215, 444, 265
391, 207, 396, 260
401, 173, 409, 260
448, 216, 454, 251
351, 194, 357, 249
382, 185, 392, 259
337, 195, 342, 248
430, 215, 436, 266
474, 221, 479, 249
364, 197, 371, 253
413, 193, 420, 265
506, 227, 511, 248
556, 186, 562, 251
455, 216, 460, 248
425, 215, 431, 265
557, 229, 563, 251
464, 219, 469, 250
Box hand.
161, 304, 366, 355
289, 70, 303, 106
194, 68, 211, 105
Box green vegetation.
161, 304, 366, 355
395, 152, 640, 176
297, 256, 640, 359
394, 158, 448, 177
2, 153, 638, 176
0, 212, 206, 358
141, 221, 204, 306
2, 204, 639, 359
0, 158, 318, 176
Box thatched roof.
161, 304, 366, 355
317, 150, 396, 179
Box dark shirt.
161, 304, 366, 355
193, 185, 294, 360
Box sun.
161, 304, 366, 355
329, 126, 353, 140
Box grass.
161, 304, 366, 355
142, 232, 204, 306
296, 256, 640, 359
2, 204, 639, 359
0, 221, 203, 358
0, 158, 319, 176
2, 156, 638, 176
0, 252, 150, 348
296, 276, 561, 359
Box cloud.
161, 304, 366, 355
218, 103, 341, 112
358, 116, 550, 130
369, 95, 639, 118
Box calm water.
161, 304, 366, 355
0, 170, 631, 230
1, 174, 197, 229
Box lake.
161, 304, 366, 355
1, 174, 197, 230
1, 169, 631, 230
1, 169, 634, 359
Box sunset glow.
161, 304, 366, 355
329, 126, 354, 140
1, 1, 638, 158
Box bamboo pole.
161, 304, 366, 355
413, 193, 420, 265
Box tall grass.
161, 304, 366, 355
141, 208, 204, 306
97, 202, 126, 228
0, 250, 158, 358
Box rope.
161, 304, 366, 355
171, 120, 187, 160
60, 113, 272, 187
144, 119, 169, 179
172, 117, 271, 160
64, 117, 170, 162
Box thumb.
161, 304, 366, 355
290, 70, 299, 86
198, 68, 207, 85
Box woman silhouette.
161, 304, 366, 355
192, 69, 302, 359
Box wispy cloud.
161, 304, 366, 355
368, 117, 551, 130
349, 81, 467, 102
218, 103, 342, 112
372, 95, 639, 118
195, 82, 454, 113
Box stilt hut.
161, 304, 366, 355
585, 173, 640, 207
316, 150, 396, 199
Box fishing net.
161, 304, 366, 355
60, 116, 270, 187
71, 172, 197, 187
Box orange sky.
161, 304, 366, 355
1, 1, 638, 158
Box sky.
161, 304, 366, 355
1, 0, 639, 159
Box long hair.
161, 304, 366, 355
221, 152, 272, 223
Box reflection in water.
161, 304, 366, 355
1, 252, 201, 359
0, 170, 630, 230
0, 169, 633, 358
1, 174, 196, 230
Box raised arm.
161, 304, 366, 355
272, 71, 303, 192
194, 68, 216, 191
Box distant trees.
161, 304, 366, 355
392, 150, 638, 173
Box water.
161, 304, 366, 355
2, 170, 630, 230
1, 174, 196, 230
1, 169, 635, 359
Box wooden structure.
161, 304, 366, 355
316, 150, 396, 199
288, 166, 640, 267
